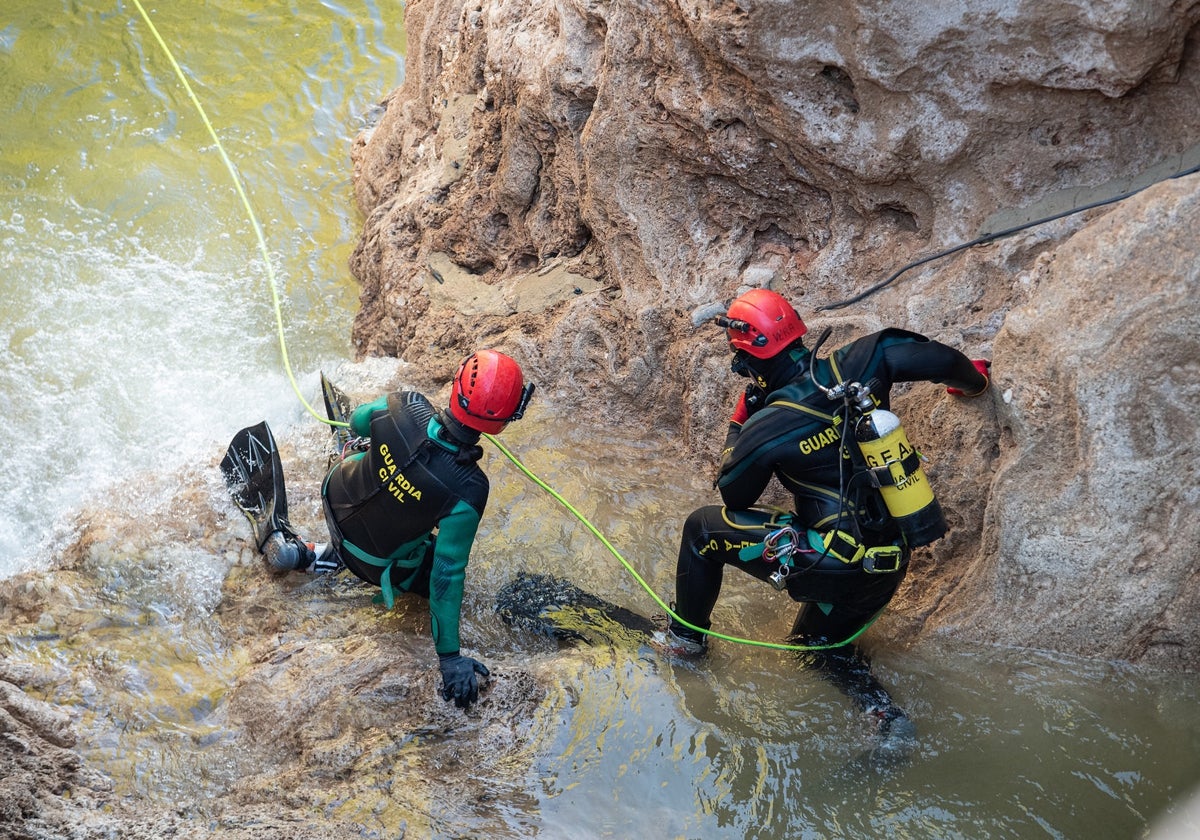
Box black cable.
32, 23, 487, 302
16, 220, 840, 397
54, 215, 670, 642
817, 159, 1200, 312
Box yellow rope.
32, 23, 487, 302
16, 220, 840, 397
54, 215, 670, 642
131, 0, 345, 429
131, 3, 868, 651
482, 433, 877, 652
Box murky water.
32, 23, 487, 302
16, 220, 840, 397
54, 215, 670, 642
2, 3, 1199, 839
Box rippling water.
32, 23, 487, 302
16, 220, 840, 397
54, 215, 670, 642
2, 3, 1199, 838
0, 0, 399, 574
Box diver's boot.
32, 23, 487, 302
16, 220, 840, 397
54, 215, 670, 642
867, 704, 918, 760
304, 543, 343, 576
649, 625, 708, 657
263, 531, 315, 573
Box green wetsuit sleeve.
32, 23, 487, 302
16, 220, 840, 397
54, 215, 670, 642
429, 500, 481, 655
349, 395, 388, 437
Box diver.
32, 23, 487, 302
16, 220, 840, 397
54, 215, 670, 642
264, 349, 535, 710
657, 289, 990, 744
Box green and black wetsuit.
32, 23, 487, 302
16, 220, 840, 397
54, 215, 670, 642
322, 390, 488, 656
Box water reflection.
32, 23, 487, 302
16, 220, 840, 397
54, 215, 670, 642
516, 629, 1200, 838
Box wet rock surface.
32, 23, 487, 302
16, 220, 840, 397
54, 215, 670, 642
0, 436, 552, 838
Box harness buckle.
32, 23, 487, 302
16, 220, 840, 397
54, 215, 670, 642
863, 545, 904, 574
817, 529, 866, 565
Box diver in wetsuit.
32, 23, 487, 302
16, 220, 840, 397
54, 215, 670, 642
660, 289, 990, 738
266, 349, 534, 710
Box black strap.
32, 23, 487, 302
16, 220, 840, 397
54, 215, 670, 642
865, 451, 922, 489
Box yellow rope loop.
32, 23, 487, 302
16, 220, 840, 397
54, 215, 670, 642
131, 0, 346, 429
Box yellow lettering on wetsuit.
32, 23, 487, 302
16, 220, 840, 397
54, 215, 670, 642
798, 426, 840, 455
377, 443, 425, 504
698, 538, 761, 557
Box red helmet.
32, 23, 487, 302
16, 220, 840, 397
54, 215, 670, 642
723, 289, 807, 359
449, 350, 533, 434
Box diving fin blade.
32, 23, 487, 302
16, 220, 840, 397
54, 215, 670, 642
320, 371, 355, 463
220, 421, 295, 551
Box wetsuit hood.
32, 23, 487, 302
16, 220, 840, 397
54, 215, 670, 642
733, 343, 810, 393
435, 410, 484, 463
435, 409, 482, 445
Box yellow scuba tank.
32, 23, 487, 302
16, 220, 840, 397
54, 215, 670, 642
854, 405, 947, 547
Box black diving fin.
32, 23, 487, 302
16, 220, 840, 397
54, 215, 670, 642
220, 421, 296, 551
320, 371, 358, 465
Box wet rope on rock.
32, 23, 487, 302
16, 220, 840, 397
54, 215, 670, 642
482, 433, 878, 652
131, 0, 346, 429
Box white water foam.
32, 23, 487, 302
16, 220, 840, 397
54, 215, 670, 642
0, 199, 330, 579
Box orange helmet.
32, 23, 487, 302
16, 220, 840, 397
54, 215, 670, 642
449, 350, 534, 434
722, 289, 807, 359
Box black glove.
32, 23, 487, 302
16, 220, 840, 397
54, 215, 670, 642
947, 359, 991, 397
438, 652, 490, 709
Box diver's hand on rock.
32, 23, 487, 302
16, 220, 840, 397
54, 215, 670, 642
438, 653, 490, 709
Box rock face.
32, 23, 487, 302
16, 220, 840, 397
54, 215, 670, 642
0, 661, 103, 838
348, 0, 1200, 668
935, 176, 1200, 669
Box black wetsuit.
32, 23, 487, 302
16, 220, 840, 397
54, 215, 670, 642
672, 329, 987, 651
322, 390, 489, 655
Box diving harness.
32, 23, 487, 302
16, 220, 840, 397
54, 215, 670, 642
758, 328, 948, 588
